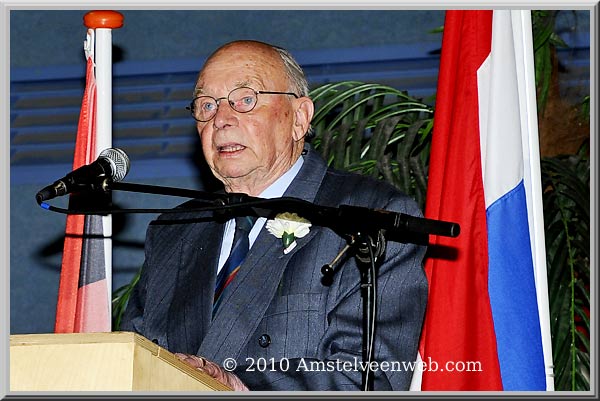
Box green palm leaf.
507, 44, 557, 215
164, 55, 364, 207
541, 144, 590, 390
309, 81, 433, 209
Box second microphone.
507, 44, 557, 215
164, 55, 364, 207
35, 147, 130, 203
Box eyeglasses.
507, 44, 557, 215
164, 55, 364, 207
187, 86, 299, 122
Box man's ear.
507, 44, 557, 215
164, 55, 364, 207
292, 97, 314, 141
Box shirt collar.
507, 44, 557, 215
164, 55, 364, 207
258, 156, 304, 199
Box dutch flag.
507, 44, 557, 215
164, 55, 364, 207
54, 26, 114, 333
413, 10, 554, 390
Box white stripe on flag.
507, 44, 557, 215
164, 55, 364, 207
409, 352, 423, 390
511, 10, 554, 390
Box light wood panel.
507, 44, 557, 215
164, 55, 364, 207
10, 332, 230, 391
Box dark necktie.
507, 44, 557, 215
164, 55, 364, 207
213, 216, 256, 316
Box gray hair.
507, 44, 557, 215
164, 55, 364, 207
273, 46, 310, 97
273, 45, 314, 140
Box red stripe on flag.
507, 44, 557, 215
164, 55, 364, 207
54, 215, 85, 333
419, 10, 503, 390
74, 213, 109, 330
74, 278, 111, 332
54, 56, 97, 333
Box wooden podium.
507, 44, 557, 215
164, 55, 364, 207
10, 332, 231, 391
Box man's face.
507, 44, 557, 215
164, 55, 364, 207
195, 43, 306, 195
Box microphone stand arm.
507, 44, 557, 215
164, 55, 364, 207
108, 181, 226, 203
106, 181, 460, 241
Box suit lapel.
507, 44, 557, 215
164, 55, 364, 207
198, 146, 329, 362
167, 219, 224, 355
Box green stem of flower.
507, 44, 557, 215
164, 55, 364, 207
282, 232, 295, 249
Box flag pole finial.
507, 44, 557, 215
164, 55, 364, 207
84, 10, 124, 29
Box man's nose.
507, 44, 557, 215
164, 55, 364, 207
213, 99, 237, 129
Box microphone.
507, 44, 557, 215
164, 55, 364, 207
36, 147, 130, 203
335, 204, 460, 238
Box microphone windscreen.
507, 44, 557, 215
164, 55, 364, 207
99, 147, 130, 182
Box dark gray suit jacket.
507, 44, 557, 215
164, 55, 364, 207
121, 145, 427, 391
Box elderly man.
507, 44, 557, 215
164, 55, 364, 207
121, 40, 427, 391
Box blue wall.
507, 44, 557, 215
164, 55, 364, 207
9, 9, 590, 334
11, 10, 447, 68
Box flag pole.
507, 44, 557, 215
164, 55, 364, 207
83, 10, 123, 325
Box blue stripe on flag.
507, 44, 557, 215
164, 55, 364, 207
487, 180, 546, 390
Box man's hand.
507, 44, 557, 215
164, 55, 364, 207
174, 353, 249, 391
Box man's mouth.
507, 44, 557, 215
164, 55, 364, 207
217, 144, 246, 154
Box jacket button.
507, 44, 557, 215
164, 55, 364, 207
258, 334, 271, 348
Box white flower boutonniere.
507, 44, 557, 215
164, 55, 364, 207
266, 212, 312, 254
